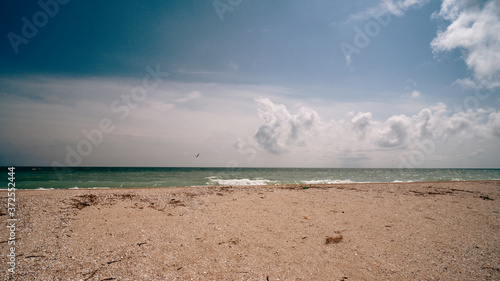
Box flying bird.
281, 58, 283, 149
195, 153, 200, 158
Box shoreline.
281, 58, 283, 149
6, 179, 500, 192
1, 181, 499, 280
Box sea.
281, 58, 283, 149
2, 167, 500, 190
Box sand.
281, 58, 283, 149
1, 181, 499, 280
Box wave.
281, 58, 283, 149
207, 177, 275, 186
36, 187, 54, 190
208, 178, 367, 186
392, 180, 414, 183
301, 179, 356, 184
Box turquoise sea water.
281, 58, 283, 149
2, 167, 500, 190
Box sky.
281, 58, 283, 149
0, 0, 499, 168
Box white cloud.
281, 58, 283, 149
431, 0, 500, 89
411, 90, 421, 98
349, 111, 373, 140
347, 0, 431, 21
488, 110, 500, 137
1, 75, 500, 168
0, 76, 270, 166
382, 0, 432, 16
253, 98, 500, 166
377, 114, 412, 148
254, 97, 320, 154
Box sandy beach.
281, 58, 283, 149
1, 181, 499, 280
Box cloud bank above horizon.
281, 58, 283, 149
248, 97, 500, 167
0, 74, 499, 168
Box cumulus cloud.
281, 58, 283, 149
431, 0, 500, 89
254, 98, 320, 154
488, 110, 500, 137
253, 98, 500, 164
377, 114, 411, 147
349, 112, 373, 140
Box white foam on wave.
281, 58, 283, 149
207, 177, 274, 186
393, 180, 414, 183
302, 179, 356, 184
36, 187, 54, 190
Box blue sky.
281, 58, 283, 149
1, 0, 499, 168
